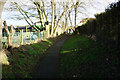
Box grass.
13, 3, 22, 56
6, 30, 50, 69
60, 34, 119, 78
2, 42, 50, 78
2, 34, 65, 78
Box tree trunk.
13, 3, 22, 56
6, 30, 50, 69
68, 10, 73, 28
50, 0, 54, 36
0, 18, 3, 52
53, 4, 77, 36
74, 2, 79, 34
34, 1, 45, 28
0, 1, 6, 53
42, 1, 48, 24
3, 21, 15, 51
42, 1, 50, 37
64, 5, 69, 33
75, 2, 79, 27
62, 21, 65, 33
75, 6, 77, 27
54, 0, 57, 34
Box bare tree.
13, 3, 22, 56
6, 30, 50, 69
53, 1, 80, 36
3, 21, 15, 51
12, 2, 39, 31
11, 0, 51, 31
5, 0, 93, 37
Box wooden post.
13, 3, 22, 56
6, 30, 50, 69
26, 26, 27, 32
20, 30, 23, 45
17, 26, 19, 32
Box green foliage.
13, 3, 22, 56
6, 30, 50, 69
2, 44, 7, 49
75, 1, 120, 48
18, 49, 24, 53
19, 54, 25, 58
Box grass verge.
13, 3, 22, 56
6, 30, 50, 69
60, 34, 119, 78
2, 34, 65, 78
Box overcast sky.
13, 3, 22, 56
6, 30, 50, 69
1, 0, 118, 27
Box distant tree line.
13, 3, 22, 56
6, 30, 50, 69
75, 1, 120, 49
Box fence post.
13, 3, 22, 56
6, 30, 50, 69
17, 26, 20, 32
20, 30, 23, 45
26, 26, 27, 32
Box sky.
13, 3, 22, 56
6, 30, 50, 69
1, 0, 118, 27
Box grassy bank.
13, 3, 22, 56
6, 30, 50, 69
60, 34, 119, 78
2, 34, 65, 78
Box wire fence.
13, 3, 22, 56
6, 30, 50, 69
2, 31, 47, 47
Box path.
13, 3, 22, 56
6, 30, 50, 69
31, 35, 69, 78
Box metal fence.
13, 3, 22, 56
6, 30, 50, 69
2, 31, 47, 46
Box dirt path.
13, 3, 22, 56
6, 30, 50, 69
31, 35, 69, 78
